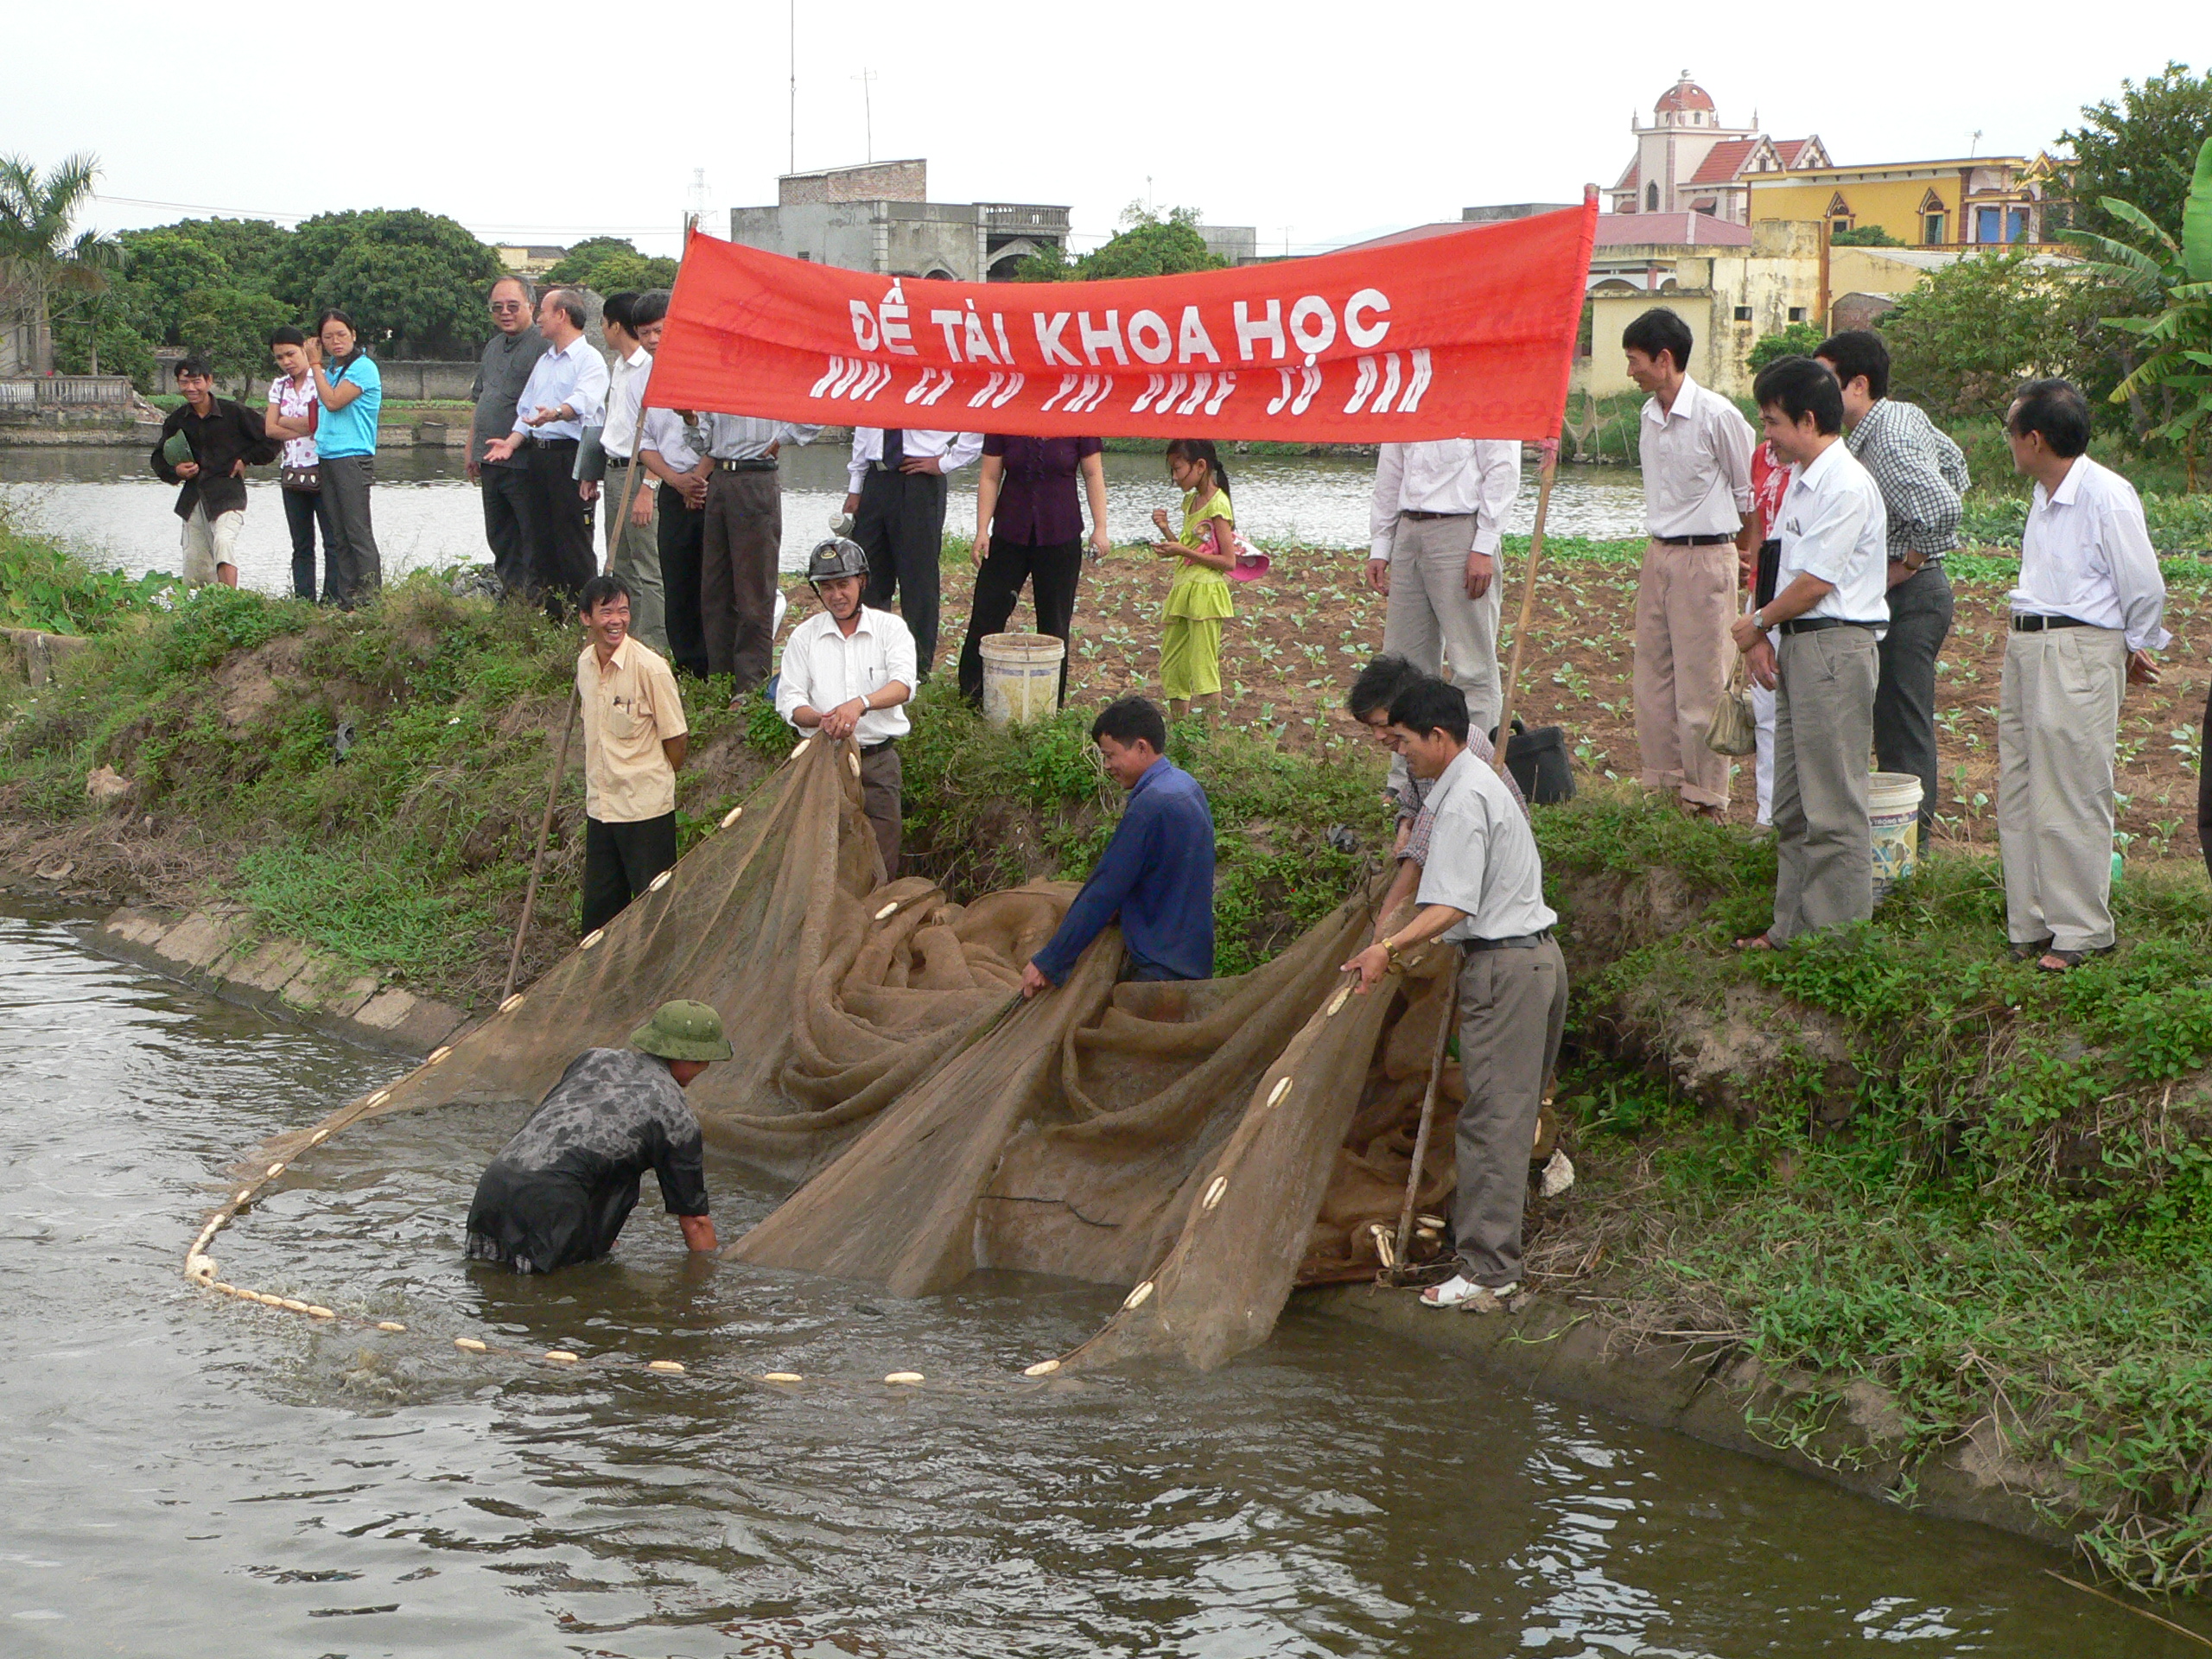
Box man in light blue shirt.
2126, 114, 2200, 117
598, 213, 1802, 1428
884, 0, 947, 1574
484, 289, 609, 607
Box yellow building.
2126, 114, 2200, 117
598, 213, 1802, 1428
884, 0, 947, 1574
1578, 220, 1824, 399
1750, 155, 2065, 249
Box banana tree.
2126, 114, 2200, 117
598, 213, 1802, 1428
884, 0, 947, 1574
2065, 133, 2212, 491
0, 152, 119, 378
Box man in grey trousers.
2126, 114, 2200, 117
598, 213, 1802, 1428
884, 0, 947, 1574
1344, 677, 1566, 1317
1815, 331, 1967, 836
469, 276, 548, 594
1732, 356, 1890, 950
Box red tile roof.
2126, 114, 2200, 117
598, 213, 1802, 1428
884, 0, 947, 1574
1656, 78, 1715, 113
1687, 138, 1759, 185
1614, 158, 1641, 193
1771, 137, 1821, 168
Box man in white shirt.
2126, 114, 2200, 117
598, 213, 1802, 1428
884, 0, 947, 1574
1342, 677, 1565, 1316
1997, 378, 2168, 971
700, 412, 819, 696
775, 537, 918, 877
484, 289, 610, 607
1624, 308, 1759, 819
1730, 357, 1889, 949
842, 427, 983, 677
1366, 440, 1521, 735
591, 292, 669, 657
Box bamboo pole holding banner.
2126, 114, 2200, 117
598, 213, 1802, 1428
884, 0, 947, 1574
502, 690, 580, 1006
1489, 441, 1558, 780
1389, 958, 1461, 1275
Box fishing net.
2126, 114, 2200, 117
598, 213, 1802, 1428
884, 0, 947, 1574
237, 738, 1465, 1372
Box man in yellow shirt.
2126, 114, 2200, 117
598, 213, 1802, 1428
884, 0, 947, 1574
575, 574, 689, 935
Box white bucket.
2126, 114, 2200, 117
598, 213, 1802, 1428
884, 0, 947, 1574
979, 632, 1065, 728
1869, 771, 1923, 901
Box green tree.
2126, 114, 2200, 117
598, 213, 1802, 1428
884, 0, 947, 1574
1830, 225, 1905, 247
0, 151, 120, 375
114, 226, 232, 341
543, 236, 678, 294
1879, 252, 2093, 420
272, 209, 505, 358
177, 285, 293, 398
1746, 321, 1827, 370
1014, 203, 1226, 283
2065, 135, 2212, 489
2062, 62, 2212, 243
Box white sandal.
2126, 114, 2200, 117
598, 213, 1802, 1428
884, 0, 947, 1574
1420, 1274, 1520, 1312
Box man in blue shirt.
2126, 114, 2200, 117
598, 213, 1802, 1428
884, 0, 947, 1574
1021, 696, 1215, 993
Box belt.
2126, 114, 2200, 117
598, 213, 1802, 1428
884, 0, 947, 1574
1401, 508, 1470, 522
605, 454, 630, 468
2012, 613, 2092, 632
715, 457, 777, 472
1655, 532, 1734, 546
1779, 618, 1878, 635
1464, 929, 1552, 952
523, 434, 578, 448
860, 738, 896, 755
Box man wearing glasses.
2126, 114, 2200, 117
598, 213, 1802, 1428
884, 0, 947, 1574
469, 276, 550, 594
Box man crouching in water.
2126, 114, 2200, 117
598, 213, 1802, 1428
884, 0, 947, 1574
466, 1000, 729, 1273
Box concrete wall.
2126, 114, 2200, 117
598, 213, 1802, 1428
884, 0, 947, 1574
780, 159, 925, 207
376, 360, 483, 401
1577, 222, 1822, 399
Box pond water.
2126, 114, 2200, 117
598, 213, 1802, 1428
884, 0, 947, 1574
1, 902, 2200, 1656
0, 446, 1646, 597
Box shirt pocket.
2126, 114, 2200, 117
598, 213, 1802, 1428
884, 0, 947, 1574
604, 694, 647, 742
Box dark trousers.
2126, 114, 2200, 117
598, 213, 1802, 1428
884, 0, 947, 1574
856, 467, 950, 674
320, 454, 382, 607
658, 493, 709, 677
957, 536, 1083, 705
281, 486, 334, 603
523, 439, 595, 603
860, 743, 903, 878
581, 812, 678, 937
480, 462, 537, 595
701, 467, 781, 688
1452, 938, 1568, 1288
1872, 561, 1955, 832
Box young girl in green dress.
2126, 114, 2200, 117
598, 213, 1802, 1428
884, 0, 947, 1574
1149, 438, 1236, 721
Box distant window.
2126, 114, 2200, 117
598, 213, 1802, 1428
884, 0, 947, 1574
1831, 218, 1853, 237
1733, 306, 1753, 321
1787, 307, 1807, 322
1646, 183, 1659, 212
1923, 213, 1948, 245
798, 251, 811, 261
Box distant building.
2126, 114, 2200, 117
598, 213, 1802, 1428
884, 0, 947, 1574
728, 160, 1071, 282
1608, 73, 1830, 225
1198, 224, 1258, 265
496, 245, 568, 276
1749, 153, 2067, 248
1461, 202, 1579, 224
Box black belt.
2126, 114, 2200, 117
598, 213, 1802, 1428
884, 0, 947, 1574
523, 434, 578, 448
1779, 618, 1878, 635
2012, 613, 2092, 632
715, 457, 777, 472
1464, 929, 1552, 952
605, 454, 630, 468
860, 738, 896, 755
1656, 532, 1734, 546
1401, 508, 1470, 522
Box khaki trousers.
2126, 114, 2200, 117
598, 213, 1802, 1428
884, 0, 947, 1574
1452, 937, 1568, 1289
180, 505, 241, 586
859, 743, 903, 879
1999, 626, 2127, 952
1631, 539, 1736, 806
701, 467, 782, 688
1770, 626, 1878, 944
604, 475, 667, 656
1381, 514, 1503, 736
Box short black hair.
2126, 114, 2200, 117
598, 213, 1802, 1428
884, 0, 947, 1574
601, 291, 638, 333
543, 289, 588, 331
630, 290, 669, 329
315, 308, 356, 334
175, 354, 213, 380
1347, 653, 1425, 721
1814, 329, 1890, 401
1387, 678, 1470, 744
1753, 354, 1844, 435
1621, 307, 1694, 373
2008, 378, 2092, 459
268, 325, 307, 349
579, 573, 634, 614
1090, 695, 1167, 754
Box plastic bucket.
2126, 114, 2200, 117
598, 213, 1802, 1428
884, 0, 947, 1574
979, 632, 1065, 728
1869, 771, 1923, 901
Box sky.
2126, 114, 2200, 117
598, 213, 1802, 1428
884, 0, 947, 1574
7, 1, 2200, 259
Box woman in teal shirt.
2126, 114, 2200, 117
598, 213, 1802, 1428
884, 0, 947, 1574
307, 308, 383, 607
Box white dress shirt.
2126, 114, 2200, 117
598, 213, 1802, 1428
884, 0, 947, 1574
602, 346, 651, 459
2011, 455, 2170, 652
1772, 439, 1889, 632
704, 414, 819, 461
1368, 440, 1522, 560
509, 335, 609, 442
639, 405, 706, 472
1638, 373, 1756, 538
1413, 747, 1557, 943
847, 428, 983, 493
774, 605, 918, 746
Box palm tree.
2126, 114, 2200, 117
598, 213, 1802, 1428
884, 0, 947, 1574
0, 152, 120, 377
2064, 135, 2212, 492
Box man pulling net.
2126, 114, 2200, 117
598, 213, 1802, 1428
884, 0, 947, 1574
466, 1001, 732, 1274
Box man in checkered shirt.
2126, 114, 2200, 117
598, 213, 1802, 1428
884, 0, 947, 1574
1815, 331, 1968, 838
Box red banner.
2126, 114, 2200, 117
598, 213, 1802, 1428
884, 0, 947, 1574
645, 194, 1595, 442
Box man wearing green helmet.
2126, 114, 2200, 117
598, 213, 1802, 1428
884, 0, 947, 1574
464, 1000, 733, 1274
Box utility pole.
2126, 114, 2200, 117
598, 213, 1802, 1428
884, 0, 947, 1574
854, 68, 878, 163
788, 0, 797, 175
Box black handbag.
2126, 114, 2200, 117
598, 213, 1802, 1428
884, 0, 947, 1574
1499, 718, 1575, 804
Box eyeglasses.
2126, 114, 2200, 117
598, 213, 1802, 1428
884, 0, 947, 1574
489, 301, 526, 314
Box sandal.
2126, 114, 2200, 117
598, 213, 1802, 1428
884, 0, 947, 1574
2037, 944, 2116, 974
1421, 1274, 1522, 1313
2008, 938, 2055, 963
1733, 933, 1776, 952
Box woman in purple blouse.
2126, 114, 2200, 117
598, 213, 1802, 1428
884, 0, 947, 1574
957, 434, 1111, 705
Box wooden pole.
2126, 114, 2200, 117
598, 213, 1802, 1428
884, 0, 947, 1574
501, 690, 580, 1005
1490, 442, 1558, 779
1390, 954, 1461, 1274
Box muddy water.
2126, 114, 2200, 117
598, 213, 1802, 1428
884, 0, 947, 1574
0, 446, 1646, 598
1, 902, 2198, 1656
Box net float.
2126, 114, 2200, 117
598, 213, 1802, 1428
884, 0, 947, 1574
212, 1282, 238, 1296
1122, 1281, 1154, 1312
721, 805, 743, 828
454, 1338, 487, 1353
1023, 1359, 1061, 1377
365, 1090, 390, 1108
308, 1129, 329, 1145
1418, 1214, 1446, 1230
789, 739, 810, 760
1370, 1223, 1397, 1268
543, 1351, 579, 1364
648, 869, 671, 893
647, 1360, 685, 1375
425, 1046, 451, 1065
1266, 1077, 1291, 1109
762, 1371, 803, 1383
1202, 1176, 1228, 1211
499, 994, 525, 1014
375, 1321, 406, 1332
848, 753, 861, 778
305, 1306, 334, 1319
884, 1371, 925, 1385
266, 1162, 286, 1179
874, 901, 899, 920
279, 1299, 311, 1314
1326, 986, 1351, 1017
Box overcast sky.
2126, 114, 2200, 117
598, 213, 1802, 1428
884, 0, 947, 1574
9, 3, 2198, 259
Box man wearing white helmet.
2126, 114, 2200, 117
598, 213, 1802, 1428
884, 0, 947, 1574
775, 537, 918, 876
